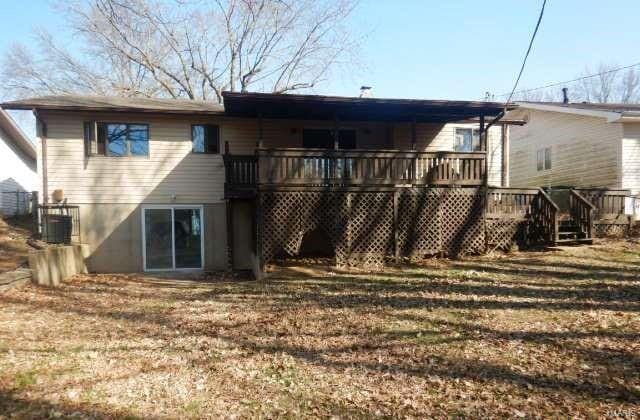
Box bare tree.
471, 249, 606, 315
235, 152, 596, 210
1, 0, 359, 102
575, 63, 640, 103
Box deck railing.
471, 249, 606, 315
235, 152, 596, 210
573, 188, 630, 220
230, 148, 486, 188
486, 188, 539, 219
531, 189, 559, 244
569, 190, 596, 238
258, 148, 486, 186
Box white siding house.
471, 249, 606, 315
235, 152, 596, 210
508, 102, 640, 195
0, 109, 37, 216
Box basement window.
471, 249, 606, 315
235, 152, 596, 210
84, 122, 149, 157
537, 147, 552, 171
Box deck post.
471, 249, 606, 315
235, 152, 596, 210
502, 125, 509, 187
393, 190, 400, 263
257, 112, 264, 149
226, 199, 234, 271
479, 114, 489, 251
411, 117, 417, 151
333, 114, 340, 150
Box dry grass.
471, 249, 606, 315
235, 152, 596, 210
1, 240, 640, 418
0, 216, 33, 273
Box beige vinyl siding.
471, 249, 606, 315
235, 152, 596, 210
42, 111, 505, 205
43, 111, 233, 204
393, 122, 502, 186
509, 109, 622, 189
622, 123, 640, 195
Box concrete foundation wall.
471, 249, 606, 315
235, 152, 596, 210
231, 200, 255, 270
77, 202, 228, 273
29, 244, 90, 286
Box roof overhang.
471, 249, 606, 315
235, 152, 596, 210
222, 91, 516, 123
0, 95, 225, 115
515, 102, 640, 123
0, 108, 36, 161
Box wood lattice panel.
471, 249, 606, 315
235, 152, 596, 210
258, 188, 534, 268
398, 189, 440, 257
594, 223, 629, 238
438, 188, 485, 256
486, 218, 528, 251
344, 192, 394, 268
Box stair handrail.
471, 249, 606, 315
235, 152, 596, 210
569, 189, 596, 240
533, 188, 559, 244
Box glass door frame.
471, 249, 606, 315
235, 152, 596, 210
141, 205, 205, 271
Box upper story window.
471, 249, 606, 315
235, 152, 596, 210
84, 122, 149, 157
537, 147, 552, 171
192, 124, 220, 154
454, 128, 481, 152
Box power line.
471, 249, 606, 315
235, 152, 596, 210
503, 0, 547, 106
491, 61, 640, 99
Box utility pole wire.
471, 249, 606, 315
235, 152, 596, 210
491, 61, 640, 99
504, 0, 547, 108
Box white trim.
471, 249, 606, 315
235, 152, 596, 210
517, 102, 623, 122
141, 204, 205, 272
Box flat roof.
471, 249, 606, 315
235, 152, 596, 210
222, 91, 516, 122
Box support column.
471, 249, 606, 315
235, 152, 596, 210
411, 117, 417, 151
393, 190, 400, 263
502, 124, 510, 187
333, 114, 340, 150
257, 112, 264, 149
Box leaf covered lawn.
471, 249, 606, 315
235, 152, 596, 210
1, 240, 640, 418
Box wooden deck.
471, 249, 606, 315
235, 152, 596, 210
224, 148, 487, 197
223, 149, 637, 270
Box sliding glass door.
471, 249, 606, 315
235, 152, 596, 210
143, 206, 203, 271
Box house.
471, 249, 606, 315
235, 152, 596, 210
508, 101, 640, 234
508, 101, 640, 194
0, 108, 37, 216
2, 92, 556, 274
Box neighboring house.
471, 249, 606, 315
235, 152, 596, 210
2, 93, 530, 273
508, 102, 640, 194
0, 109, 37, 216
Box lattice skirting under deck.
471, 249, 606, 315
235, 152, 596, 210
258, 188, 516, 268
594, 223, 630, 238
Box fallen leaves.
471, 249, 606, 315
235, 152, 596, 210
1, 241, 640, 418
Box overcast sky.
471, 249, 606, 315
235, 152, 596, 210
2, 0, 640, 137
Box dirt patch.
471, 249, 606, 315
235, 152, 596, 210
0, 216, 34, 273
0, 241, 639, 417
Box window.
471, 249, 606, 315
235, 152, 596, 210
302, 129, 356, 149
84, 122, 149, 157
537, 147, 552, 171
192, 124, 220, 154
454, 128, 481, 152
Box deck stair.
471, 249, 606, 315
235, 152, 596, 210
546, 188, 596, 245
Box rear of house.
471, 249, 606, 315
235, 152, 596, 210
0, 109, 37, 216
2, 93, 524, 273
508, 102, 640, 194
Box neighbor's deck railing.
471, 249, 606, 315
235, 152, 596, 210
224, 148, 487, 193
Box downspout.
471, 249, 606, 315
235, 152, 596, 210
34, 109, 48, 204
502, 124, 510, 187
484, 110, 507, 187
